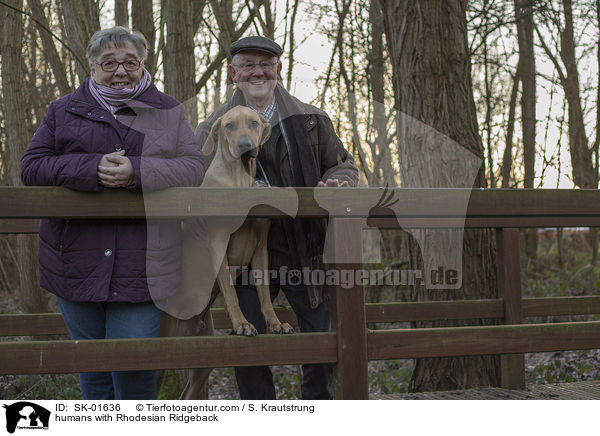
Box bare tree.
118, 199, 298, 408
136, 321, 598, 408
379, 0, 500, 391
1, 0, 49, 313
368, 1, 395, 186
536, 0, 595, 189
115, 0, 129, 27
285, 0, 300, 89
536, 0, 598, 264
253, 0, 275, 38
132, 0, 156, 76
514, 0, 539, 262
501, 66, 520, 188
29, 0, 72, 96
164, 0, 198, 125
193, 1, 258, 95
61, 0, 100, 84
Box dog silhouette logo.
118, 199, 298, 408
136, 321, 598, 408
3, 402, 50, 433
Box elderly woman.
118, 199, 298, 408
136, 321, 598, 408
20, 27, 203, 400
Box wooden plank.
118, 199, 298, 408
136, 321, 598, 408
463, 217, 600, 228
365, 300, 504, 323
0, 309, 298, 336
496, 228, 525, 389
0, 187, 146, 218
9, 216, 600, 231
0, 219, 39, 233
522, 296, 600, 317
0, 332, 337, 375
465, 189, 600, 217
328, 217, 369, 399
375, 381, 600, 400
2, 187, 600, 221
6, 217, 600, 232
210, 306, 298, 329
4, 296, 600, 337
0, 314, 68, 336
368, 217, 600, 228
368, 321, 600, 360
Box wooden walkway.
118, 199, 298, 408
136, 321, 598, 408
372, 381, 600, 400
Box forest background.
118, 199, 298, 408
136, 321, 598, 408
1, 0, 600, 397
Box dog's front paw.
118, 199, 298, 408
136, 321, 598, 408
231, 322, 258, 337
269, 322, 294, 334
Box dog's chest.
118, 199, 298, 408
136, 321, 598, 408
226, 218, 270, 267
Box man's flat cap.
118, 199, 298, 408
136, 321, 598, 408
230, 36, 283, 57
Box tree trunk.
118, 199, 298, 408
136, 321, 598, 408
592, 0, 600, 266
337, 1, 370, 184
29, 0, 72, 96
560, 0, 595, 189
61, 0, 100, 84
380, 0, 500, 391
132, 0, 156, 76
2, 0, 28, 186
482, 5, 494, 188
285, 0, 300, 90
193, 3, 259, 95
515, 0, 538, 263
115, 0, 129, 27
1, 0, 49, 314
501, 66, 520, 188
254, 0, 275, 39
369, 1, 395, 186
164, 0, 197, 126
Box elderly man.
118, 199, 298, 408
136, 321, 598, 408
196, 36, 358, 400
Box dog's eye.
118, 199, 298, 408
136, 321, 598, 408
225, 122, 234, 131
250, 120, 259, 129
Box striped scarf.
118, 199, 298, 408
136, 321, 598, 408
88, 69, 152, 115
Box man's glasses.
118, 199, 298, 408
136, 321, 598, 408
233, 61, 278, 72
97, 59, 142, 72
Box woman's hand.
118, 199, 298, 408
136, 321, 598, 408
97, 150, 134, 188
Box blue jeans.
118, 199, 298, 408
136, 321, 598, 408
57, 297, 162, 400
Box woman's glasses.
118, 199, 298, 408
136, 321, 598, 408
97, 59, 141, 72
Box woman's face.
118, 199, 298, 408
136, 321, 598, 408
91, 42, 143, 89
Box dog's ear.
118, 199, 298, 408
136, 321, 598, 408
202, 116, 222, 155
259, 116, 272, 145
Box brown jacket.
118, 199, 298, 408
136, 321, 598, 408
195, 84, 358, 307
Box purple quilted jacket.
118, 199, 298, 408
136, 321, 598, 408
21, 78, 204, 303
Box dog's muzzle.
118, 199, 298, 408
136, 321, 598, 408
236, 135, 259, 159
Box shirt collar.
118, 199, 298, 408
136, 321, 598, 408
247, 98, 277, 122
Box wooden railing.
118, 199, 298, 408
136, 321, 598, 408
1, 187, 600, 399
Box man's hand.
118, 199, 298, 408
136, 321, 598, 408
317, 178, 349, 187
97, 150, 134, 188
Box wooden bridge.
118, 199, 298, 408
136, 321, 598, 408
1, 187, 600, 399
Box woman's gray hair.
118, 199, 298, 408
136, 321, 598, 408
86, 26, 148, 68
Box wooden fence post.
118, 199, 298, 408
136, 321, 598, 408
327, 217, 369, 399
496, 227, 525, 389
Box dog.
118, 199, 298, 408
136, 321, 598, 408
175, 105, 294, 336
157, 106, 296, 398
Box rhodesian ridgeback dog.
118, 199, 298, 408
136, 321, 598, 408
189, 105, 294, 336
158, 106, 296, 398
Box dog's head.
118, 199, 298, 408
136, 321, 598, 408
203, 106, 271, 173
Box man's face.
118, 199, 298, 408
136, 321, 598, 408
229, 50, 282, 105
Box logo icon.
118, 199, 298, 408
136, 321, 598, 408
3, 402, 50, 434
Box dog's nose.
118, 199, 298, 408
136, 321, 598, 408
237, 135, 253, 149
236, 135, 258, 158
